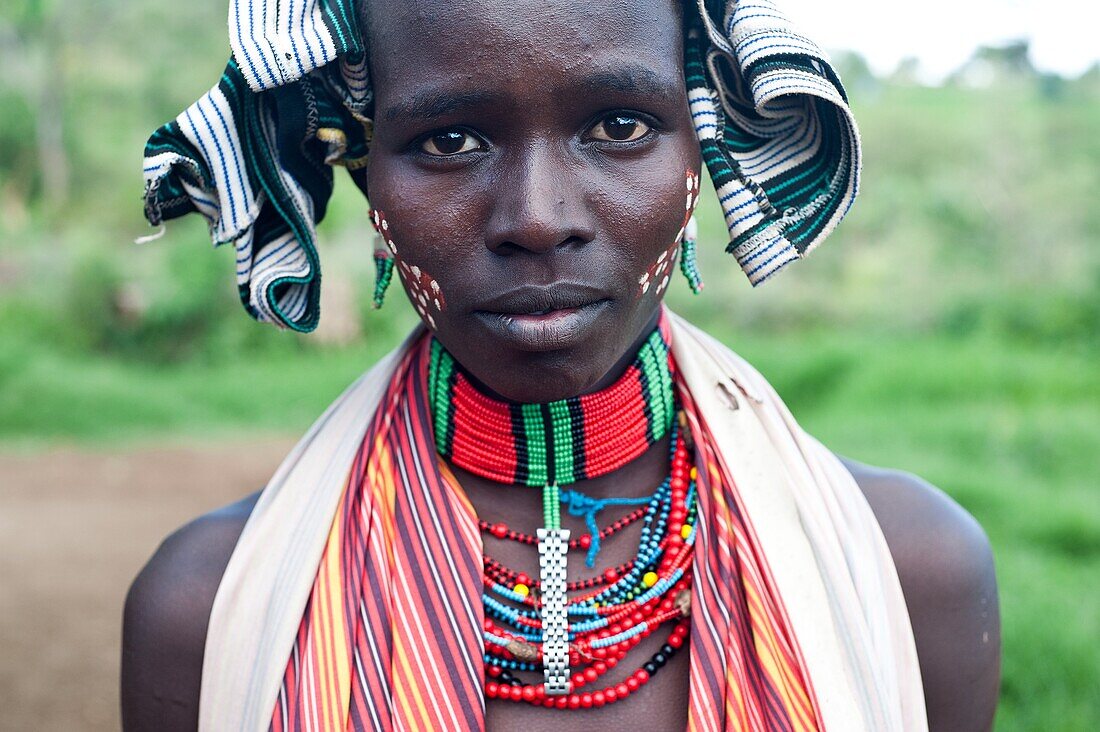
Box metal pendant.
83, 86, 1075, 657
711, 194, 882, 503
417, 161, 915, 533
536, 527, 571, 695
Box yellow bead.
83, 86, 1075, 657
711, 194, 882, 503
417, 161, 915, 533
680, 523, 692, 539
643, 571, 659, 588
513, 583, 530, 597
689, 467, 698, 480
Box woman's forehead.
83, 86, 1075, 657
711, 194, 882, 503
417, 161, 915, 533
365, 0, 684, 101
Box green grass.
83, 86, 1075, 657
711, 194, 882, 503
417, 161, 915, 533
0, 305, 422, 445
2, 316, 1097, 729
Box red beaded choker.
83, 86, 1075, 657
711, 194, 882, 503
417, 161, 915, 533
427, 319, 674, 487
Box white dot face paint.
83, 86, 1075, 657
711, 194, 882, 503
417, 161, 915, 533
638, 169, 701, 297
684, 169, 700, 222
370, 209, 400, 256
369, 209, 447, 328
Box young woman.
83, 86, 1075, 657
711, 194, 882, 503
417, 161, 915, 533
122, 0, 1000, 730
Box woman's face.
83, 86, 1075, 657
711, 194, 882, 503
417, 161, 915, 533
366, 0, 700, 402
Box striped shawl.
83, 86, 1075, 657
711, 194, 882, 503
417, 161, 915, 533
199, 313, 926, 731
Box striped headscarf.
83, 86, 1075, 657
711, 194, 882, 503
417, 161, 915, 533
141, 0, 861, 332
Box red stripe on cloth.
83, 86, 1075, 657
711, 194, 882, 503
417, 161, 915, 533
678, 375, 820, 732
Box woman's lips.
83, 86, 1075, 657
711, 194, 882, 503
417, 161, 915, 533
475, 300, 610, 352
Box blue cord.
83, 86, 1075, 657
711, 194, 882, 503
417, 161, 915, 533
559, 488, 655, 567
558, 421, 682, 567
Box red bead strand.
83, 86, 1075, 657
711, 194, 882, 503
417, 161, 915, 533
478, 505, 648, 550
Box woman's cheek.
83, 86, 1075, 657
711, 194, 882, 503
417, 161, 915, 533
638, 239, 680, 298
636, 168, 701, 298
398, 260, 446, 329
370, 208, 447, 329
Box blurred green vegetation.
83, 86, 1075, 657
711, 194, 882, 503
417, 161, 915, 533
0, 2, 1098, 728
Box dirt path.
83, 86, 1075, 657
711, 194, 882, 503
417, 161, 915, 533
0, 438, 296, 731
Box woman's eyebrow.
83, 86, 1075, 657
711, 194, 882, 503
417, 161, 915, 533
383, 90, 502, 124
572, 65, 677, 99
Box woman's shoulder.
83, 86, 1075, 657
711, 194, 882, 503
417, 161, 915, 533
844, 458, 994, 593
843, 458, 1001, 732
120, 491, 261, 731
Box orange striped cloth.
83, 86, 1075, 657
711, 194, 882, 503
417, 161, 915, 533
679, 384, 819, 731
269, 333, 821, 731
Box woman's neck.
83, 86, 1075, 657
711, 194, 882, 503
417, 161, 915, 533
584, 307, 663, 394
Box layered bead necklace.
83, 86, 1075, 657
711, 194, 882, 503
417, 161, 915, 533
428, 324, 697, 709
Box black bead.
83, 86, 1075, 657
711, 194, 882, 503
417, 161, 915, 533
661, 644, 675, 656
653, 652, 667, 667
643, 661, 657, 675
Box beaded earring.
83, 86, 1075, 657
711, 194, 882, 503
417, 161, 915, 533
679, 215, 703, 294
371, 243, 394, 309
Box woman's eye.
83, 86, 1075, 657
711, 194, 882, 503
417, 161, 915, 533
589, 114, 651, 143
420, 130, 483, 156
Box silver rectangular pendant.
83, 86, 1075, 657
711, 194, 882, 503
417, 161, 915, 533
536, 527, 571, 695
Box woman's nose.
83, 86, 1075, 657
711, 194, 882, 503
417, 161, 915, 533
484, 141, 595, 256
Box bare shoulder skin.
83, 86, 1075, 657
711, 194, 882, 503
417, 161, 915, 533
843, 458, 1001, 732
120, 461, 1000, 731
120, 491, 259, 732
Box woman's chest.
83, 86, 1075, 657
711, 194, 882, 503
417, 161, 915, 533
471, 478, 693, 731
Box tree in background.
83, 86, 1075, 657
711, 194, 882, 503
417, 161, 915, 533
949, 39, 1037, 88
0, 0, 68, 208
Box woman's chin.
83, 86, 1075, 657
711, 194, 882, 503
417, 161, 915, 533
444, 340, 618, 405
435, 300, 660, 404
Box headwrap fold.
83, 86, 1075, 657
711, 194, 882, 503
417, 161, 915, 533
141, 0, 860, 330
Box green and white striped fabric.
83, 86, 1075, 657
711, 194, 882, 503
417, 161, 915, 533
141, 0, 860, 331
